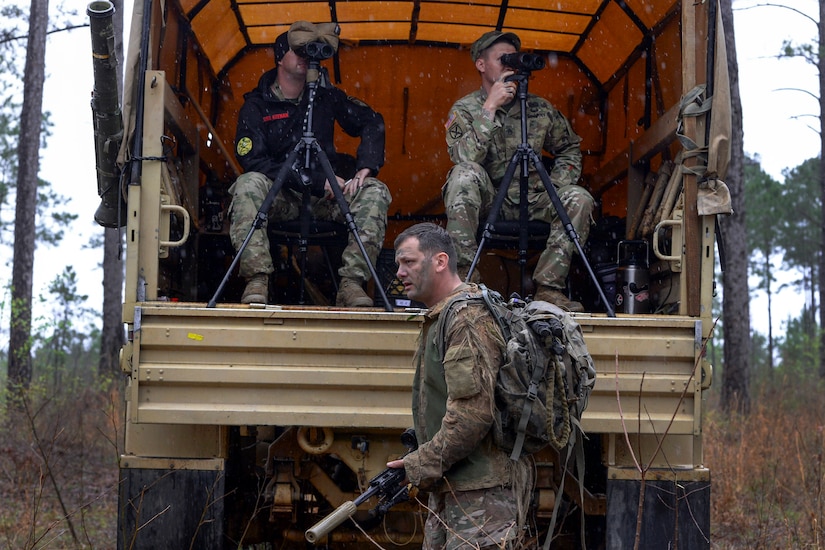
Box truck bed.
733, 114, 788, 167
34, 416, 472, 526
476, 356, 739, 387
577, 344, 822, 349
126, 303, 703, 439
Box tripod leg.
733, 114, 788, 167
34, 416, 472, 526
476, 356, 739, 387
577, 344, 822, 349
311, 141, 393, 312
466, 152, 522, 280
517, 152, 530, 296
528, 149, 615, 317
297, 187, 312, 305
207, 148, 302, 308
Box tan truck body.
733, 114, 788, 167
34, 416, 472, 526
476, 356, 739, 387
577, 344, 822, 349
97, 0, 725, 547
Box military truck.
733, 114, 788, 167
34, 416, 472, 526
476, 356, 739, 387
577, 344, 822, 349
88, 0, 728, 547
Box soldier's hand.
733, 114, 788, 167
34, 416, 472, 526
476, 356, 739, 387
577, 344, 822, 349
484, 70, 517, 113
386, 459, 409, 486
343, 168, 370, 196
323, 175, 348, 200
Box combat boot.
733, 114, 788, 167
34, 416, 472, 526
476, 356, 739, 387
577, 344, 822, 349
534, 285, 584, 313
336, 278, 373, 307
241, 273, 268, 304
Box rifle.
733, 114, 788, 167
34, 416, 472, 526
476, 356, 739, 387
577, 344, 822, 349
305, 428, 418, 544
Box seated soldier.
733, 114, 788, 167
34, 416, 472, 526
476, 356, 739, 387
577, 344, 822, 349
228, 22, 391, 306
441, 30, 593, 311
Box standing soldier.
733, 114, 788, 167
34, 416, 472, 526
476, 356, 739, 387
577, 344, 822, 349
388, 222, 534, 549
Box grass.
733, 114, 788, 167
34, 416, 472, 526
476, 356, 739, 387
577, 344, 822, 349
1, 375, 824, 548
707, 378, 825, 549
0, 380, 121, 549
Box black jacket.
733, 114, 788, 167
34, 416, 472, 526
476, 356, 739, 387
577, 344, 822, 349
234, 67, 385, 195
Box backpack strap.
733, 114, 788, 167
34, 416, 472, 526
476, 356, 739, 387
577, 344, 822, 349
510, 350, 547, 460
434, 289, 483, 359
480, 285, 512, 341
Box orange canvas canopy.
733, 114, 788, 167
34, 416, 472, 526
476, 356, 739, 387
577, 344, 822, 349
180, 0, 678, 87
121, 0, 720, 227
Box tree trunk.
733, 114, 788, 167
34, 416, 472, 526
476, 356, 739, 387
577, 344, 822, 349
719, 0, 751, 414
8, 0, 50, 393
99, 0, 125, 376
765, 256, 774, 375
818, 0, 825, 379
99, 229, 124, 375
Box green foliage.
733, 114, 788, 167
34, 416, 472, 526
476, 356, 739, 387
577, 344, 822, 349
0, 6, 25, 244
31, 267, 100, 386
744, 157, 783, 294
776, 305, 819, 382
744, 155, 823, 382
0, 86, 21, 247
780, 38, 818, 66
744, 155, 820, 302
778, 157, 820, 289
748, 331, 772, 385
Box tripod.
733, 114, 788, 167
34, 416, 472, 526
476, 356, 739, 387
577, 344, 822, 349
208, 61, 392, 311
465, 72, 615, 317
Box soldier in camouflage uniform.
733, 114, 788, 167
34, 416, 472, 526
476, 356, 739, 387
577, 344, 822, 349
389, 223, 534, 549
443, 31, 594, 311
229, 27, 391, 306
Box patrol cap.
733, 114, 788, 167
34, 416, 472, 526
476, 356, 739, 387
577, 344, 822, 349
273, 31, 290, 63
470, 31, 521, 61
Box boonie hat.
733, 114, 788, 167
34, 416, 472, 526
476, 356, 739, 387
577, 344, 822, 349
470, 31, 521, 61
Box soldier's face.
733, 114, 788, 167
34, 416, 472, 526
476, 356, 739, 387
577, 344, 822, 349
477, 42, 517, 84
279, 49, 308, 78
395, 237, 437, 306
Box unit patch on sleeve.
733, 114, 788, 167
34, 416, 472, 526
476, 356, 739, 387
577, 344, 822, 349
236, 136, 253, 156
446, 111, 464, 141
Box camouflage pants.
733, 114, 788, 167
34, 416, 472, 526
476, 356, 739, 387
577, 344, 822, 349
443, 161, 594, 289
422, 484, 526, 550
228, 171, 391, 282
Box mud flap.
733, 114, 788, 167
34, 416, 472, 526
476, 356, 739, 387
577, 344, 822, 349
605, 467, 710, 549
117, 465, 225, 549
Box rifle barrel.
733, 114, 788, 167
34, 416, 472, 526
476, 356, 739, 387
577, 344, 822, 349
304, 500, 358, 544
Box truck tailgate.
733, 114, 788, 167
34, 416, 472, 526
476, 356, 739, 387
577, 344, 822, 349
128, 304, 702, 436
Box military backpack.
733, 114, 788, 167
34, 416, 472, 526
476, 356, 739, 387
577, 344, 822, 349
438, 284, 597, 460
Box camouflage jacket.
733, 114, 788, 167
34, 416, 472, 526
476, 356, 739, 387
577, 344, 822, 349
403, 283, 512, 492
445, 88, 582, 197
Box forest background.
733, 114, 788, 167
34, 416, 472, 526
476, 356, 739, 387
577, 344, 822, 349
1, 0, 825, 548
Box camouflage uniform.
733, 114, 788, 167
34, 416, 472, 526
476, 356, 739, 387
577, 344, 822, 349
443, 90, 594, 290
228, 171, 391, 281
403, 283, 534, 549
229, 67, 390, 283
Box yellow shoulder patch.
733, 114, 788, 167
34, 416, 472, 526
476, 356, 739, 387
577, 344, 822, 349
236, 136, 253, 156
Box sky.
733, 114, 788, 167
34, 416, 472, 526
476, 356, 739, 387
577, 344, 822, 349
1, 0, 821, 342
